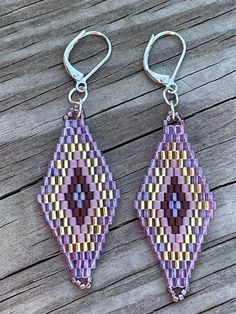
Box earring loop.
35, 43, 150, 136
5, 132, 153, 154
143, 31, 186, 115
63, 29, 112, 112
63, 30, 112, 86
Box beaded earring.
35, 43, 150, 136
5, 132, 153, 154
134, 31, 216, 302
38, 30, 120, 289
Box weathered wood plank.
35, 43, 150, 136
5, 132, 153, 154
0, 0, 236, 313
1, 230, 235, 313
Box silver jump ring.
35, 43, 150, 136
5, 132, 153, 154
68, 88, 88, 112
166, 83, 178, 94
163, 88, 179, 107
76, 81, 88, 93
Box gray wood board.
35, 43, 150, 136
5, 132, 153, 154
0, 0, 236, 313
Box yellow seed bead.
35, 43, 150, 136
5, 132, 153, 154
44, 195, 49, 204
74, 135, 78, 143
59, 227, 64, 236
54, 201, 59, 210
90, 242, 95, 251
167, 151, 172, 159
51, 211, 56, 220
71, 234, 76, 244
67, 244, 73, 252
167, 242, 172, 252
163, 251, 169, 260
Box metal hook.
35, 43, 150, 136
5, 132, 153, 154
143, 31, 186, 89
63, 29, 112, 89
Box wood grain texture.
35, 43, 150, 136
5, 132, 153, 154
0, 0, 236, 313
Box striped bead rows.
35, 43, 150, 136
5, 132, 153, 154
134, 113, 216, 301
38, 113, 120, 286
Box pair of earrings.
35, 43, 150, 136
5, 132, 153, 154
38, 30, 216, 302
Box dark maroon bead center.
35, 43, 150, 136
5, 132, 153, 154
161, 177, 189, 234
65, 167, 93, 226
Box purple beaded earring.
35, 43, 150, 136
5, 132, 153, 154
134, 31, 216, 302
38, 30, 120, 289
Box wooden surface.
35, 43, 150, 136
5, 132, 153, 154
1, 0, 236, 313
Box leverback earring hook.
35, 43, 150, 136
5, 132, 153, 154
143, 31, 186, 89
143, 31, 186, 118
63, 29, 112, 111
63, 29, 112, 88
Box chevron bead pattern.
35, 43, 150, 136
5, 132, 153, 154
134, 112, 216, 302
38, 111, 120, 289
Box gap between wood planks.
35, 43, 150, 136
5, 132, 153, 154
39, 257, 236, 313
1, 235, 235, 310
198, 298, 236, 314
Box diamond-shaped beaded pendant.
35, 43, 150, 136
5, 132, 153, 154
134, 112, 216, 301
38, 109, 120, 289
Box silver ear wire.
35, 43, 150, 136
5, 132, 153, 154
63, 30, 112, 110
143, 31, 186, 117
